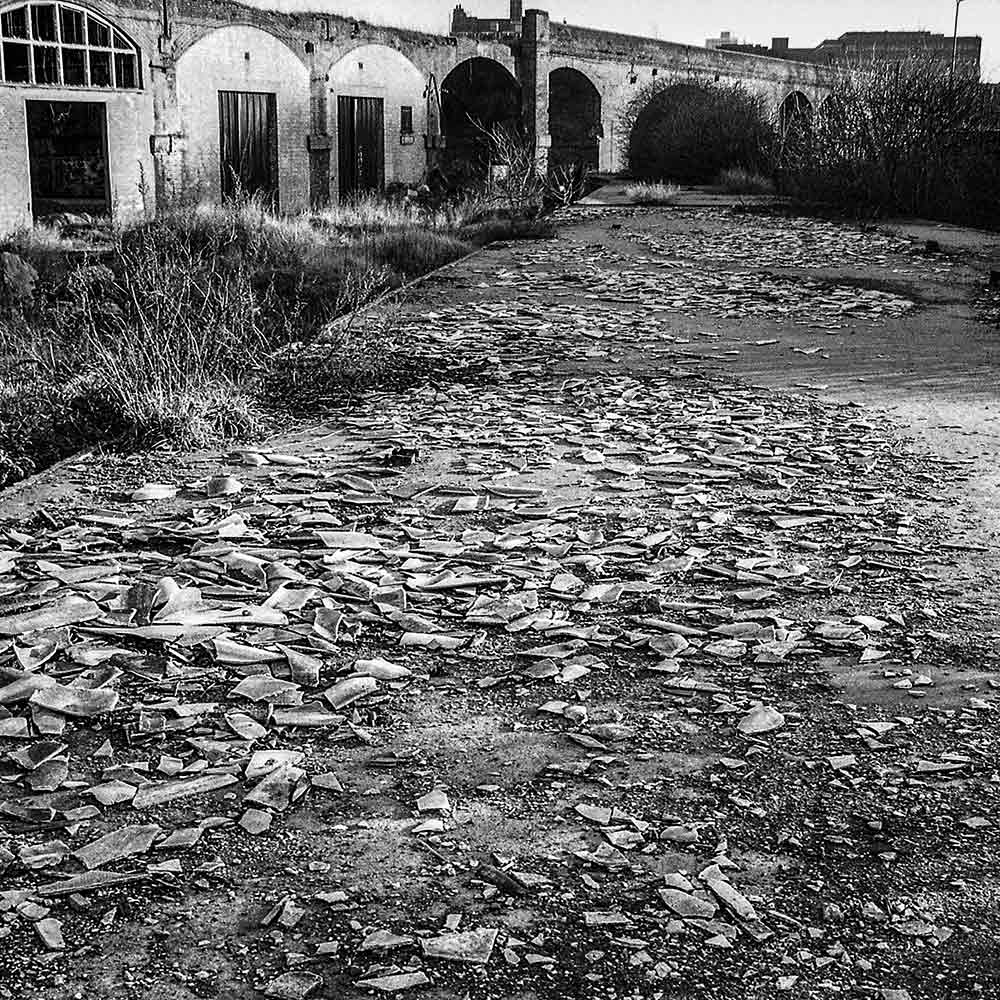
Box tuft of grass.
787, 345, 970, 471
715, 167, 776, 195
366, 229, 471, 279
313, 191, 485, 234
624, 181, 683, 206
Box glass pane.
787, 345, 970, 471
114, 51, 136, 88
31, 4, 56, 41
60, 7, 84, 44
63, 45, 84, 84
87, 16, 109, 48
89, 48, 110, 85
33, 43, 59, 82
1, 40, 30, 81
113, 31, 131, 50
1, 7, 29, 38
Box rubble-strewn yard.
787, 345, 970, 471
2, 206, 999, 1000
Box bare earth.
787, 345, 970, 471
2, 204, 999, 1000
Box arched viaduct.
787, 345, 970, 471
0, 0, 837, 232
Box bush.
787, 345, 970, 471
624, 182, 682, 205
778, 58, 1000, 227
715, 167, 776, 195
626, 81, 774, 184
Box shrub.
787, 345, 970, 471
626, 81, 774, 184
777, 57, 1000, 227
715, 167, 776, 195
624, 182, 682, 205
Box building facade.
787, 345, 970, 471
0, 0, 836, 234
718, 30, 982, 79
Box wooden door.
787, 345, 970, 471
337, 95, 385, 199
219, 90, 279, 206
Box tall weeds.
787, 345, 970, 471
0, 181, 570, 483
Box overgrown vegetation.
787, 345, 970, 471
624, 64, 1000, 229
715, 167, 776, 196
0, 172, 568, 487
625, 81, 774, 184
777, 59, 1000, 227
623, 182, 682, 206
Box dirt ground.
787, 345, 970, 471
2, 203, 999, 1000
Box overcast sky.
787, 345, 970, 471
246, 0, 1000, 79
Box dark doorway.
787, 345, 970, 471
218, 90, 279, 206
780, 91, 813, 139
548, 67, 602, 171
440, 57, 521, 179
337, 95, 385, 200
26, 100, 109, 219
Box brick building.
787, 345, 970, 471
0, 0, 835, 234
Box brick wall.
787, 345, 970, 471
172, 25, 311, 212
327, 44, 429, 197
0, 87, 155, 233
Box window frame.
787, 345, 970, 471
0, 1, 141, 89
399, 104, 414, 136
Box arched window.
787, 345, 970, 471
0, 2, 140, 88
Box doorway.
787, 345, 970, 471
337, 95, 384, 199
218, 90, 279, 206
26, 100, 110, 220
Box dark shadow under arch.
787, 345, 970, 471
440, 57, 521, 178
548, 66, 602, 171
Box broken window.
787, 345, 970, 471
0, 2, 141, 88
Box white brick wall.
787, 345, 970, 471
0, 86, 154, 234
327, 44, 428, 200
174, 25, 311, 213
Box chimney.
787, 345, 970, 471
772, 37, 789, 52
510, 0, 523, 21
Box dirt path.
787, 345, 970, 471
1, 207, 998, 1000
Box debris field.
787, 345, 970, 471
1, 207, 998, 1000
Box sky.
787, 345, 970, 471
245, 0, 1000, 80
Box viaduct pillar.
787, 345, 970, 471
519, 9, 551, 171
149, 0, 181, 214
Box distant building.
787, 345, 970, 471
451, 0, 522, 37
717, 30, 982, 79
705, 30, 740, 50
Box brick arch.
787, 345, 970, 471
175, 24, 311, 211
327, 42, 425, 88
440, 56, 521, 179
327, 44, 428, 196
548, 65, 602, 171
171, 20, 308, 69
779, 89, 813, 133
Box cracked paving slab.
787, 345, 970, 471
0, 205, 998, 1000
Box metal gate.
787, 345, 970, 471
219, 91, 279, 206
337, 96, 385, 199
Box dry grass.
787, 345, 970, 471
0, 186, 564, 483
624, 181, 683, 206
716, 167, 776, 195
313, 191, 484, 234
